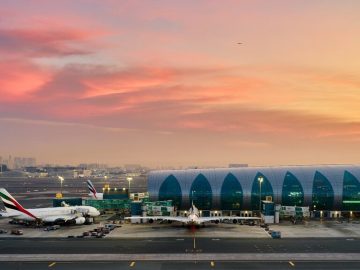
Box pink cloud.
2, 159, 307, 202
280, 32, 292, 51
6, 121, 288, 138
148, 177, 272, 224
0, 60, 50, 102
2, 59, 359, 144
0, 27, 102, 58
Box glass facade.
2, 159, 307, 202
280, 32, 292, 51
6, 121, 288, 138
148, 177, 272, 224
282, 172, 304, 206
151, 167, 360, 211
220, 173, 243, 210
189, 174, 212, 210
312, 171, 334, 210
342, 171, 360, 211
158, 174, 182, 209
251, 173, 274, 210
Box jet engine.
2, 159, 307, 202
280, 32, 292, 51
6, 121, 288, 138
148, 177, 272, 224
233, 219, 238, 224
214, 220, 219, 224
148, 218, 154, 223
75, 217, 86, 224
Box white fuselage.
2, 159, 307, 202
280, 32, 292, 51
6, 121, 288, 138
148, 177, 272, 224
8, 206, 100, 221
88, 193, 103, 200
187, 213, 200, 224
186, 204, 201, 224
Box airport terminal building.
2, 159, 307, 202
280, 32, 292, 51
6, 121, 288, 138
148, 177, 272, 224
148, 165, 360, 216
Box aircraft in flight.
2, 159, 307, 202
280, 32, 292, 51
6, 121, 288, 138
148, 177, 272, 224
87, 180, 103, 199
126, 202, 260, 225
0, 188, 100, 225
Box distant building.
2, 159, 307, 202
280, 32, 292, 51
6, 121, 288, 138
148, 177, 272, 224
0, 155, 14, 169
74, 169, 92, 178
125, 164, 142, 172
14, 157, 36, 169
229, 164, 248, 168
0, 164, 8, 172
79, 163, 108, 170
44, 166, 77, 178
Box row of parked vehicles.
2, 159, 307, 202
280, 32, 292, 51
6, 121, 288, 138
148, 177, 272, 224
260, 223, 281, 239
68, 223, 118, 239
44, 225, 61, 231
0, 229, 24, 235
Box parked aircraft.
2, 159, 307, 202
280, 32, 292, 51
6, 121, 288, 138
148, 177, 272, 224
87, 180, 103, 199
0, 188, 100, 225
125, 202, 260, 225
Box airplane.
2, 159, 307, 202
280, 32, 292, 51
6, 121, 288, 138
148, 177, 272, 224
0, 188, 100, 225
125, 202, 260, 225
87, 180, 103, 199
86, 180, 104, 200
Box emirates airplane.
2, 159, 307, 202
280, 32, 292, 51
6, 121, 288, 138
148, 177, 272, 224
0, 188, 100, 225
87, 180, 103, 199
126, 202, 260, 225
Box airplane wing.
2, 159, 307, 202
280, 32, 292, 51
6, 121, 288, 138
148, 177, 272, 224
41, 215, 77, 223
125, 216, 189, 223
0, 211, 18, 218
198, 216, 261, 223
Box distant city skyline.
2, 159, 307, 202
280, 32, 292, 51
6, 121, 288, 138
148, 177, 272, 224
1, 1, 360, 167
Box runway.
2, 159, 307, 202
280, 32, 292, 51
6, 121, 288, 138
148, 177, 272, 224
1, 252, 360, 261
2, 261, 360, 270
0, 237, 359, 254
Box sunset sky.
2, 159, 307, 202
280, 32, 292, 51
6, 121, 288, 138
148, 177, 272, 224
1, 0, 360, 167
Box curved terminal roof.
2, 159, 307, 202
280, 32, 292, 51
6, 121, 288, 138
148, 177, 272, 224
148, 165, 360, 211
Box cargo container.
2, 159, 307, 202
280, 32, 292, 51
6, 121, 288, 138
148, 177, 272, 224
261, 201, 275, 216
103, 189, 128, 200
83, 199, 131, 213
143, 200, 175, 216
131, 202, 142, 216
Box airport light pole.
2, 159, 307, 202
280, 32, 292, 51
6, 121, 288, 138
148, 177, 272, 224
127, 177, 133, 199
258, 176, 264, 215
58, 176, 64, 196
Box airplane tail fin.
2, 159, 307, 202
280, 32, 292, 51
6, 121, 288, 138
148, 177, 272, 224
0, 188, 37, 219
87, 180, 97, 199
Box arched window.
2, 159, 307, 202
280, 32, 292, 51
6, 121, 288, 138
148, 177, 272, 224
189, 174, 212, 210
159, 175, 182, 209
221, 173, 243, 210
342, 171, 360, 211
282, 172, 304, 206
251, 173, 274, 210
312, 171, 334, 210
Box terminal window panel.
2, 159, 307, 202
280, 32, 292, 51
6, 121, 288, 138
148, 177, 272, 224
158, 175, 182, 209
190, 174, 212, 210
251, 173, 274, 210
342, 171, 360, 211
312, 171, 334, 210
220, 173, 243, 210
282, 172, 304, 206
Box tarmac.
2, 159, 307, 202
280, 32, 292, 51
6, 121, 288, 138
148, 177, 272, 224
2, 218, 360, 239
1, 237, 359, 254
2, 261, 360, 270
1, 252, 360, 261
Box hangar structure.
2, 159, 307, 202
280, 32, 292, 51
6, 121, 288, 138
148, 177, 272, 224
148, 165, 360, 214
